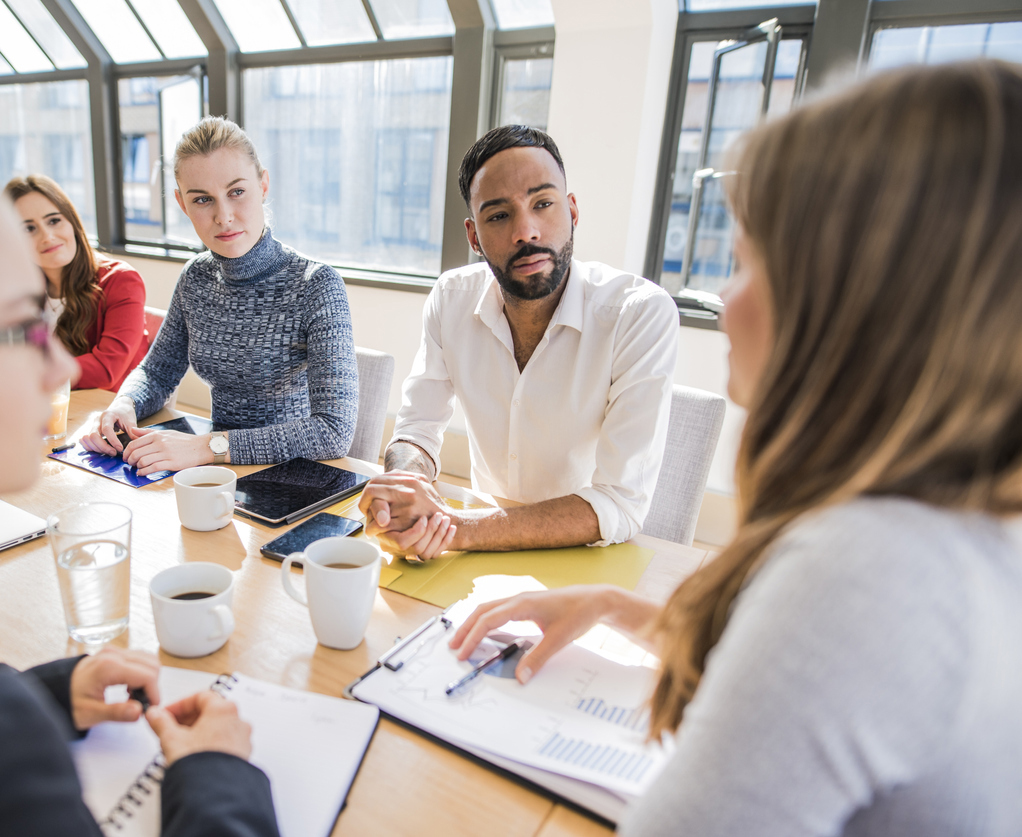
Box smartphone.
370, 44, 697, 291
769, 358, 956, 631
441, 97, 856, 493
259, 512, 363, 563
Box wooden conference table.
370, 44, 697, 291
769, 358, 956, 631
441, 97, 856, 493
0, 390, 709, 837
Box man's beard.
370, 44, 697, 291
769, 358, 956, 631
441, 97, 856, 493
485, 229, 574, 301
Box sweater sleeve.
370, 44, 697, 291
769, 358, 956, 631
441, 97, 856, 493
74, 264, 148, 391
618, 500, 971, 837
227, 264, 359, 464
118, 265, 192, 420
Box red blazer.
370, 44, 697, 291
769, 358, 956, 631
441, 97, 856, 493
74, 261, 149, 392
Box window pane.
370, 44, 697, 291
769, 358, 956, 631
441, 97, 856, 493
0, 3, 54, 73
287, 0, 377, 45
6, 0, 86, 69
213, 0, 300, 52
0, 80, 95, 235
118, 75, 202, 245
243, 57, 453, 274
491, 0, 554, 30
71, 0, 162, 63
658, 37, 799, 296
130, 0, 207, 59
370, 0, 454, 39
498, 57, 552, 130
684, 0, 814, 10
0, 55, 14, 75
871, 22, 1022, 70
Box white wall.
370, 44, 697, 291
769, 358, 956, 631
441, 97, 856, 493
116, 0, 742, 544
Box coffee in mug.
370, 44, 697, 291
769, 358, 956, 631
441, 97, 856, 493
150, 562, 235, 657
281, 538, 382, 650
174, 466, 237, 532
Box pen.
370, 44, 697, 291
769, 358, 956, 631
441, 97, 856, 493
129, 687, 151, 714
51, 441, 74, 453
445, 638, 526, 697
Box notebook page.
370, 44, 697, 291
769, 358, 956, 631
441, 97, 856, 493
229, 674, 379, 837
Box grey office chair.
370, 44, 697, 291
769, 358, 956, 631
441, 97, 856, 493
347, 346, 396, 464
642, 385, 726, 546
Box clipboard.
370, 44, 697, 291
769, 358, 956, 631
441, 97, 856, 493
346, 609, 668, 825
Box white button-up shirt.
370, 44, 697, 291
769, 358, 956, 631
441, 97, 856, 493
391, 260, 679, 544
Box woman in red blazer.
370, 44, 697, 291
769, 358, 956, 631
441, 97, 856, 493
4, 175, 149, 392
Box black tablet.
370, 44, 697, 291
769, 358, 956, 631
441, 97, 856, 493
259, 512, 364, 563
234, 458, 373, 525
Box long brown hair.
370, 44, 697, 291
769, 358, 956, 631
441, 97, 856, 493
650, 61, 1022, 738
4, 174, 101, 356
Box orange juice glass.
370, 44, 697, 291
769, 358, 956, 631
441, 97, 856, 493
45, 380, 71, 440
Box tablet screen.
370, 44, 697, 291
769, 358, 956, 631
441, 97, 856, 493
234, 458, 372, 524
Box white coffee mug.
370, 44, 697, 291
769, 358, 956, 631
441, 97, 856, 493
174, 466, 236, 532
150, 562, 235, 658
281, 537, 382, 650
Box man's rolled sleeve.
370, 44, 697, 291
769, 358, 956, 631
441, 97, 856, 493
390, 285, 456, 475
579, 288, 679, 545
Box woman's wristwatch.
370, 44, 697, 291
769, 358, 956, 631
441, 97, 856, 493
209, 431, 229, 464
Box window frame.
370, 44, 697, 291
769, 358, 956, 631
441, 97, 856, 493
1, 0, 555, 290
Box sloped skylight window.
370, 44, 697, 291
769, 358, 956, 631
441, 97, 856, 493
0, 3, 54, 72
71, 0, 163, 63
213, 0, 301, 52
490, 0, 554, 30
370, 0, 454, 40
130, 0, 207, 58
6, 0, 86, 69
288, 0, 377, 45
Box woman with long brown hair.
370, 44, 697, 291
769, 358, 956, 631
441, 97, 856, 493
452, 60, 1022, 834
5, 175, 148, 392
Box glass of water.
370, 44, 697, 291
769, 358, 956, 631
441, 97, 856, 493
47, 503, 132, 644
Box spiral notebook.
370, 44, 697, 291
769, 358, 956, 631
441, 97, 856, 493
71, 667, 379, 837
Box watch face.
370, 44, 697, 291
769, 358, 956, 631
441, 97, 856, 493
210, 435, 229, 454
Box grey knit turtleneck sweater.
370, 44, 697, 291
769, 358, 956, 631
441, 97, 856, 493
119, 228, 358, 464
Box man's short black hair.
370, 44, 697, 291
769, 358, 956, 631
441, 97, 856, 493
458, 125, 565, 210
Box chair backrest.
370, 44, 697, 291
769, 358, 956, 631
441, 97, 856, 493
348, 346, 396, 464
642, 385, 727, 546
144, 306, 165, 348
142, 306, 181, 410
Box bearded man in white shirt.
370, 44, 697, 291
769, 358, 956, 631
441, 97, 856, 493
359, 125, 679, 561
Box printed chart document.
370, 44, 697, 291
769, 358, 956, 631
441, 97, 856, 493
349, 577, 671, 824
71, 667, 378, 837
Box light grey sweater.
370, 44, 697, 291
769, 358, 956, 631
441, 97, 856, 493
620, 497, 1022, 836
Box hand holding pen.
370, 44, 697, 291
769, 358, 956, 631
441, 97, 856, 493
445, 638, 528, 697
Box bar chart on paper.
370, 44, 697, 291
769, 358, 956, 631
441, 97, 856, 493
538, 729, 658, 785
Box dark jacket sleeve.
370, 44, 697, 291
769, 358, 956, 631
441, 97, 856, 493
162, 752, 281, 837
0, 663, 105, 837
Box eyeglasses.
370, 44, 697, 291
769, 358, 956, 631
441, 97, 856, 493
0, 315, 53, 359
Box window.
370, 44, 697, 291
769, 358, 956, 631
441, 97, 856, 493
870, 22, 1022, 69
244, 57, 453, 275
497, 56, 553, 129
652, 27, 805, 299
0, 80, 95, 235
118, 75, 203, 246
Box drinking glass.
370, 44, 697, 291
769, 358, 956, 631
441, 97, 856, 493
44, 379, 71, 440
47, 502, 132, 643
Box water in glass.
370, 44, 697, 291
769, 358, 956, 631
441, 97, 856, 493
56, 539, 130, 643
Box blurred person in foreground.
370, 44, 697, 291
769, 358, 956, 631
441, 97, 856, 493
0, 195, 279, 836
453, 61, 1022, 835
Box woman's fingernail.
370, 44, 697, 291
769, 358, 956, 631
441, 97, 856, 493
519, 667, 532, 684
